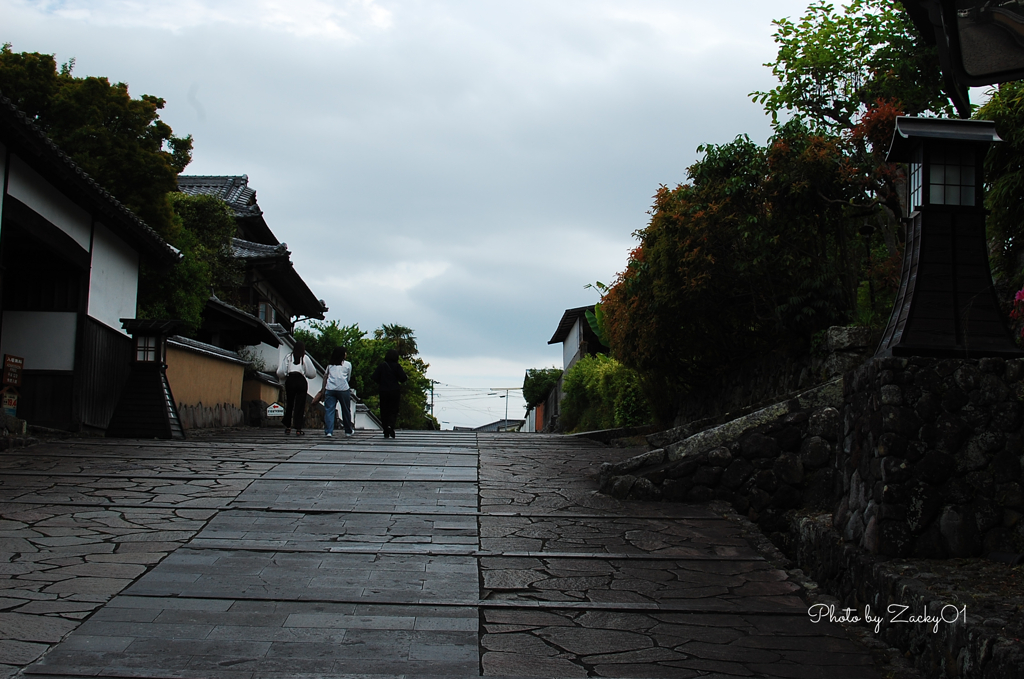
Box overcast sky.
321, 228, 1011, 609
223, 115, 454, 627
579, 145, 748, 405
4, 0, 816, 428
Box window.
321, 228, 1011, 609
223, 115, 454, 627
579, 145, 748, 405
908, 146, 923, 213
136, 335, 158, 362
259, 302, 276, 324
928, 145, 976, 207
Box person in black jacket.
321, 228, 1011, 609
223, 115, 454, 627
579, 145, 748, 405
372, 349, 407, 438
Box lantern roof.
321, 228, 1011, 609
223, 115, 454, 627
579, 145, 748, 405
887, 116, 1002, 163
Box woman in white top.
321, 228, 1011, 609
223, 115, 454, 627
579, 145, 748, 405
276, 340, 317, 435
321, 346, 354, 437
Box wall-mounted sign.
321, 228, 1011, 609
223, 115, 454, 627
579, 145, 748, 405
3, 355, 23, 388
267, 403, 285, 417
1, 389, 17, 418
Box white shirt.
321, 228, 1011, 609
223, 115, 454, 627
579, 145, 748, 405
325, 361, 352, 391
278, 353, 317, 379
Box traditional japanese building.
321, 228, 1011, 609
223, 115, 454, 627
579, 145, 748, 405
174, 175, 328, 427
176, 175, 327, 333
0, 94, 180, 431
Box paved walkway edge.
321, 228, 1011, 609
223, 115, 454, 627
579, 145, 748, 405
784, 513, 1024, 679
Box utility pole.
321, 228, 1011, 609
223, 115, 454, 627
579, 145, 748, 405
489, 387, 522, 432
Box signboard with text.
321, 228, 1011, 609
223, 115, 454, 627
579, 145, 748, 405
3, 355, 23, 388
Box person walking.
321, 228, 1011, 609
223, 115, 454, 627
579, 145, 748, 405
277, 340, 317, 435
371, 348, 407, 438
321, 346, 354, 438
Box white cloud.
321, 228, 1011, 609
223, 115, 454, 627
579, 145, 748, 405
18, 0, 392, 37
317, 260, 450, 294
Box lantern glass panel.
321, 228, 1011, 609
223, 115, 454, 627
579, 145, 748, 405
909, 146, 923, 212
136, 336, 158, 362
927, 144, 976, 207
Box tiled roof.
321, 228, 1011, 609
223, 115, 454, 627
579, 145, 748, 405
176, 175, 262, 219
473, 419, 526, 432
167, 336, 248, 366
548, 306, 595, 345
231, 238, 289, 260
0, 92, 180, 265
206, 295, 281, 347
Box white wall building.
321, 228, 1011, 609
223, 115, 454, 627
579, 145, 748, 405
0, 95, 179, 430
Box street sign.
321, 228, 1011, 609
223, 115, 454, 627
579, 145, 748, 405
266, 403, 285, 417
3, 355, 23, 387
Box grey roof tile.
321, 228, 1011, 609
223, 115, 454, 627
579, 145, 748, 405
231, 238, 289, 260
176, 175, 262, 219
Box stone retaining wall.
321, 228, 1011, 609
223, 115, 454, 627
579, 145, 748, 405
838, 356, 1024, 558
785, 513, 1024, 679
177, 402, 246, 430
599, 380, 844, 536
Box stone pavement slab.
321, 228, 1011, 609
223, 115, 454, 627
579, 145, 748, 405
0, 429, 885, 678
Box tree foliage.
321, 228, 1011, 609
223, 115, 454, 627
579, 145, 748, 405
601, 122, 877, 417
136, 194, 240, 334
295, 321, 439, 430
751, 0, 952, 133
978, 81, 1024, 292
522, 367, 562, 409
0, 43, 192, 239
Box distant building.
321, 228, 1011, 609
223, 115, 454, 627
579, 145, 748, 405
525, 305, 608, 433
547, 305, 606, 372
454, 419, 524, 432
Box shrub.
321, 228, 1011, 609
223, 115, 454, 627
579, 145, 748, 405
560, 354, 651, 433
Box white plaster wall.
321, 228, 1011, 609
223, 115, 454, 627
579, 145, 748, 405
355, 407, 382, 431
1, 311, 77, 370
523, 407, 536, 433
7, 155, 91, 250
562, 319, 581, 371
252, 341, 321, 397
88, 222, 139, 334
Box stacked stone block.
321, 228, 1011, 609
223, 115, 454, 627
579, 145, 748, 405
599, 381, 843, 535
837, 356, 1024, 558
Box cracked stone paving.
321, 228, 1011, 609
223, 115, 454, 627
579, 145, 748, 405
0, 430, 884, 678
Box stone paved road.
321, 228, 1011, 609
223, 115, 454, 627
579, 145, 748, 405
0, 430, 879, 678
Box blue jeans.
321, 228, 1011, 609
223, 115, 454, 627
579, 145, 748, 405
324, 389, 353, 435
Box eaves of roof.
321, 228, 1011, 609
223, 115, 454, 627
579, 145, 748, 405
231, 238, 326, 321
0, 93, 180, 266
548, 306, 595, 345
231, 237, 289, 261
261, 263, 327, 320
206, 295, 281, 347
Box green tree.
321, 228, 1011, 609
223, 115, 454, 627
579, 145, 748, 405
978, 81, 1024, 292
136, 194, 240, 334
752, 0, 951, 133
0, 44, 192, 239
373, 324, 418, 358
522, 368, 562, 409
601, 123, 859, 419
